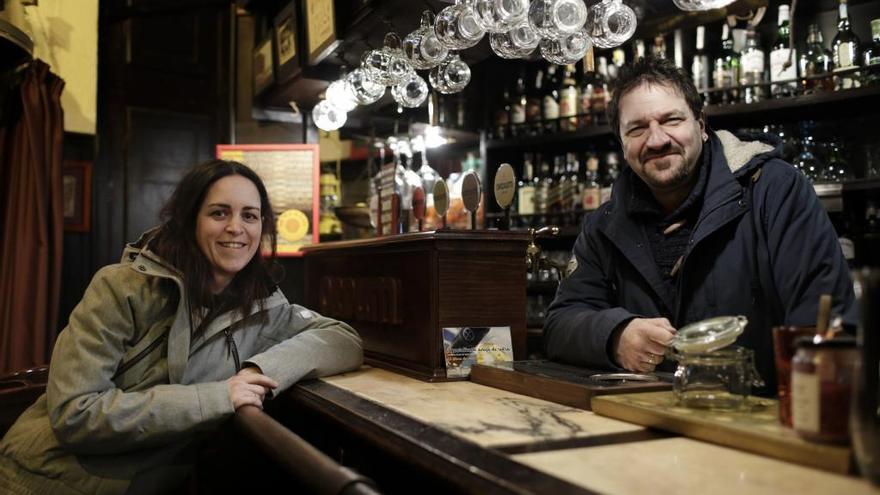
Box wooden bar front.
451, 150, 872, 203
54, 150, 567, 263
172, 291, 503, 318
303, 230, 530, 381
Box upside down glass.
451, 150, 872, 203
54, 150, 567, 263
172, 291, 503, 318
403, 11, 448, 70
489, 18, 540, 59
435, 0, 486, 50
475, 0, 530, 33
528, 0, 587, 40
362, 33, 412, 87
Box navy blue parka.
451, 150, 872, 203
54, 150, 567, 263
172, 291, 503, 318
544, 130, 857, 393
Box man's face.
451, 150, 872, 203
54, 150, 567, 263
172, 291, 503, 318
618, 83, 707, 194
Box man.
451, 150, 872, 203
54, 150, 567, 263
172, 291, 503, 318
544, 57, 856, 392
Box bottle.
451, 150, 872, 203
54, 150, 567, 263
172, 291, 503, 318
652, 34, 667, 59
542, 64, 561, 133
517, 153, 536, 217
713, 23, 741, 104
550, 155, 566, 213
591, 57, 609, 118
692, 26, 710, 94
608, 48, 625, 82
510, 72, 527, 130
536, 157, 552, 221
567, 152, 581, 213
494, 85, 511, 139
633, 39, 646, 61
770, 4, 797, 98
582, 154, 601, 211
601, 152, 620, 204
824, 139, 854, 182
800, 24, 834, 93
526, 65, 544, 135
864, 19, 880, 86
793, 122, 822, 182
832, 0, 861, 90
578, 50, 596, 129
559, 64, 580, 132
740, 29, 765, 104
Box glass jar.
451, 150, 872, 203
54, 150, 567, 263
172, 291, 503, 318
668, 315, 764, 410
671, 346, 763, 409
791, 336, 857, 444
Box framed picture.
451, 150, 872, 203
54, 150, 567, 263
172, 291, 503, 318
252, 36, 275, 96
62, 161, 92, 233
273, 1, 301, 83
302, 0, 339, 66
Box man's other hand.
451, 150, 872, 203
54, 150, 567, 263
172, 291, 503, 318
611, 318, 676, 373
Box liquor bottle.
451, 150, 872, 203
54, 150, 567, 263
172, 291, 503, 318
542, 64, 561, 133
578, 50, 595, 129
800, 24, 834, 93
793, 122, 822, 183
600, 152, 620, 204
740, 29, 765, 104
536, 157, 553, 220
550, 155, 566, 213
559, 64, 579, 132
865, 19, 880, 86
591, 57, 609, 118
652, 34, 667, 59
494, 85, 511, 139
691, 26, 710, 93
582, 153, 601, 212
673, 29, 684, 68
713, 23, 741, 104
510, 71, 527, 129
633, 39, 646, 61
517, 153, 536, 216
832, 0, 861, 90
526, 65, 544, 135
567, 152, 581, 213
770, 4, 797, 97
608, 48, 625, 82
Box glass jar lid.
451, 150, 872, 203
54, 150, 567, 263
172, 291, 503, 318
671, 315, 748, 354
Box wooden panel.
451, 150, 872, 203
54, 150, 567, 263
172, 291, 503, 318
591, 391, 852, 474
470, 362, 671, 411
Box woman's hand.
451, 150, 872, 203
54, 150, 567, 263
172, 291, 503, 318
226, 367, 279, 410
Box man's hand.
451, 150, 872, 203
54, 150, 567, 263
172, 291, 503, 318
611, 318, 676, 373
226, 367, 279, 411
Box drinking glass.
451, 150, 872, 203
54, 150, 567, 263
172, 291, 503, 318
475, 0, 530, 33
772, 326, 818, 427
312, 100, 347, 131
489, 18, 540, 59
527, 0, 587, 40
429, 53, 471, 94
392, 71, 429, 108
362, 33, 412, 86
673, 0, 736, 11
540, 27, 591, 65
435, 0, 486, 50
588, 0, 636, 49
403, 11, 449, 70
346, 68, 385, 105
325, 78, 357, 112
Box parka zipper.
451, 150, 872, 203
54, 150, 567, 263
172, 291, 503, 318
112, 330, 169, 380
225, 329, 241, 372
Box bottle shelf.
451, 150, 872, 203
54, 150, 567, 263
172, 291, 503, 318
485, 124, 613, 151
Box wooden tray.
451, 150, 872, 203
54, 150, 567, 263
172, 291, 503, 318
591, 391, 852, 474
469, 361, 672, 411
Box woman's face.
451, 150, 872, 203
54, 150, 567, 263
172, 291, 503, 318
195, 175, 263, 293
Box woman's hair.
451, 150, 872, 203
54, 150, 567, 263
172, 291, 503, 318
150, 159, 279, 331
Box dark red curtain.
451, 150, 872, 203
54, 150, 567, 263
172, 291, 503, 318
0, 60, 65, 374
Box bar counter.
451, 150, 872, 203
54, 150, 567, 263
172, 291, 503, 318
279, 367, 879, 495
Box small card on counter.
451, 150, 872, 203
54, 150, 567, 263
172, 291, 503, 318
442, 326, 513, 378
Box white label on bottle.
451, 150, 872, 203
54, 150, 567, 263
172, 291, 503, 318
582, 187, 601, 211
511, 104, 526, 124
838, 47, 854, 69
543, 96, 559, 120
791, 370, 820, 433
518, 186, 535, 215
742, 50, 765, 73
770, 48, 797, 82
560, 87, 578, 118
692, 56, 709, 91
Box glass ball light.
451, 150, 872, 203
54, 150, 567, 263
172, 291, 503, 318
346, 68, 385, 105
325, 79, 358, 112
312, 100, 347, 131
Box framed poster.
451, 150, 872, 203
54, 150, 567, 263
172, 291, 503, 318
273, 1, 301, 83
62, 161, 92, 232
302, 0, 339, 65
252, 36, 275, 96
216, 144, 320, 256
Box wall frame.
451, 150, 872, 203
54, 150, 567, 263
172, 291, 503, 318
301, 0, 339, 66
62, 160, 92, 233
252, 36, 275, 96
273, 1, 301, 83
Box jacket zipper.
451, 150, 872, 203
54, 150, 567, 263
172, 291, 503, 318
112, 330, 169, 380
225, 329, 241, 372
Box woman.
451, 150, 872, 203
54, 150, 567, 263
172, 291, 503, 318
0, 160, 363, 494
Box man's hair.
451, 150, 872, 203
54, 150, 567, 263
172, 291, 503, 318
150, 159, 280, 333
606, 56, 705, 140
